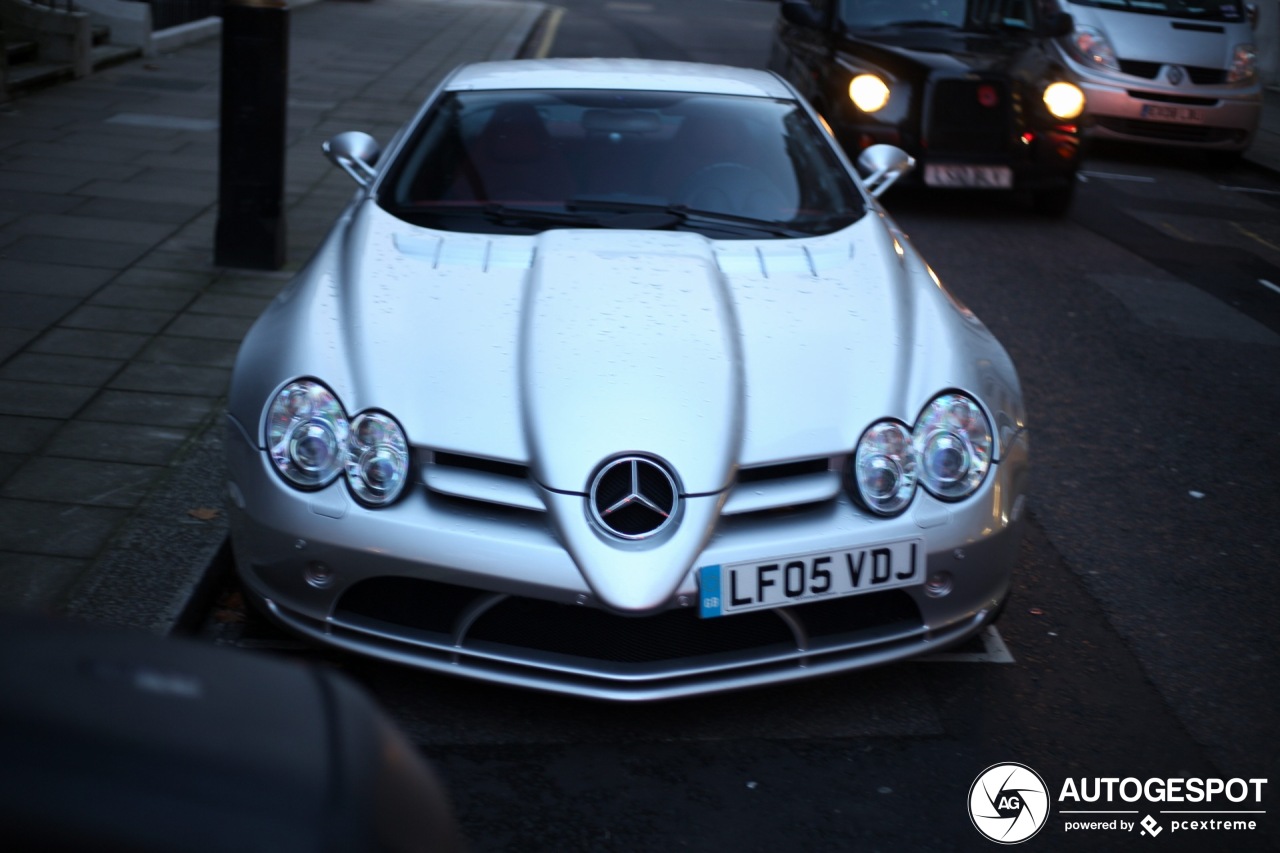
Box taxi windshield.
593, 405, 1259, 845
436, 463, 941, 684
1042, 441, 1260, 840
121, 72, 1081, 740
379, 89, 865, 239
838, 0, 1039, 31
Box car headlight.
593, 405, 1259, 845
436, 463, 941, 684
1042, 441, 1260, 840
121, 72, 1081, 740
265, 380, 411, 506
1043, 81, 1085, 120
913, 393, 992, 501
853, 421, 916, 516
267, 380, 349, 488
849, 74, 890, 113
1068, 25, 1118, 72
1229, 43, 1257, 83
346, 412, 410, 506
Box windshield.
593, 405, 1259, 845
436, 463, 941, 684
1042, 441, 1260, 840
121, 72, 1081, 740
1060, 0, 1245, 21
838, 0, 1040, 31
378, 90, 865, 239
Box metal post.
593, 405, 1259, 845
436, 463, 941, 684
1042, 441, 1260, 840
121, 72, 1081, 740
215, 0, 289, 269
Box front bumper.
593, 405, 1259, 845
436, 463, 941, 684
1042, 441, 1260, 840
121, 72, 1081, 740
1065, 59, 1261, 150
226, 415, 1030, 701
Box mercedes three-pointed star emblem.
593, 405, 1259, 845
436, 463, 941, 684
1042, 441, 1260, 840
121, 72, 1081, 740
589, 456, 680, 540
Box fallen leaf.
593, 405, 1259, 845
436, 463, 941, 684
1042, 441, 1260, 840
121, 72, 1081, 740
188, 507, 221, 521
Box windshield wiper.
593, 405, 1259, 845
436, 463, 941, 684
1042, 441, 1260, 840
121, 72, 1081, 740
568, 198, 812, 238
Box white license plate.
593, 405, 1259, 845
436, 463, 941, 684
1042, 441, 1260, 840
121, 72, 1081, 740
1140, 103, 1204, 124
698, 538, 924, 618
924, 164, 1013, 189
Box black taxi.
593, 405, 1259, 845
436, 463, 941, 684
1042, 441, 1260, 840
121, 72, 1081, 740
770, 0, 1086, 214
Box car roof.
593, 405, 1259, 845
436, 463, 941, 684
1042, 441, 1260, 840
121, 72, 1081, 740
444, 58, 796, 100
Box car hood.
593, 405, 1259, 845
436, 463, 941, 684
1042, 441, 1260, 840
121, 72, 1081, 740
232, 201, 1006, 496
1064, 5, 1247, 68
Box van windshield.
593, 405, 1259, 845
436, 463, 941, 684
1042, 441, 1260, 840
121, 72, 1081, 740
1063, 0, 1246, 22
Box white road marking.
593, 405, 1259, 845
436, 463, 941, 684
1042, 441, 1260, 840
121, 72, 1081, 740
919, 626, 1015, 663
1079, 171, 1157, 183
1220, 185, 1280, 196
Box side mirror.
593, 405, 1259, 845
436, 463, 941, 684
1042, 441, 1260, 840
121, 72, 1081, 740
856, 144, 915, 198
780, 0, 823, 29
1040, 11, 1074, 38
323, 131, 381, 188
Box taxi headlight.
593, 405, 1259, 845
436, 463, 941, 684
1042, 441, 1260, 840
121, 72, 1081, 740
1044, 81, 1085, 120
913, 393, 992, 501
849, 74, 891, 113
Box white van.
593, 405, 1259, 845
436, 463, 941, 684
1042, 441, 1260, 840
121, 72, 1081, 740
1052, 0, 1261, 153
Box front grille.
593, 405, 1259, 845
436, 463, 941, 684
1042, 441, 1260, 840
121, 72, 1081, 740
335, 576, 923, 669
433, 451, 527, 480
467, 597, 797, 663
925, 79, 1011, 155
1095, 116, 1244, 144
1130, 92, 1218, 107
1119, 60, 1161, 79
1116, 60, 1226, 86
737, 458, 830, 483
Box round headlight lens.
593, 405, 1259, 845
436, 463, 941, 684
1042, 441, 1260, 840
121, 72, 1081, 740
1043, 81, 1085, 120
1070, 25, 1118, 71
913, 393, 992, 500
849, 74, 891, 113
346, 412, 409, 506
267, 381, 349, 488
854, 421, 917, 515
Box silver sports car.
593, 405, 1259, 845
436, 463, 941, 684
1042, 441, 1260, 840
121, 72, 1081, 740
225, 59, 1030, 701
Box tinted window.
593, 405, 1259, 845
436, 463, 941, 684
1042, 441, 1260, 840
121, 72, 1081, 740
839, 0, 1039, 30
378, 90, 865, 239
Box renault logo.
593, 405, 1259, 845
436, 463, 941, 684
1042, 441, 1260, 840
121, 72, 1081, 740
1167, 65, 1185, 85
589, 456, 679, 540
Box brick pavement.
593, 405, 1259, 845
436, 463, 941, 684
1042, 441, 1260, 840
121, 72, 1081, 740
0, 0, 547, 632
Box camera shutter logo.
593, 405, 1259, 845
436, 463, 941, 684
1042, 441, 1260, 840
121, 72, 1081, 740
969, 763, 1050, 844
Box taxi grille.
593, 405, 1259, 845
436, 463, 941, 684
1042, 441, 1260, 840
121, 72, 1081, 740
925, 79, 1011, 155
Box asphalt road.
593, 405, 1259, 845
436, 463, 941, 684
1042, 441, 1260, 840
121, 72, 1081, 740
193, 1, 1280, 850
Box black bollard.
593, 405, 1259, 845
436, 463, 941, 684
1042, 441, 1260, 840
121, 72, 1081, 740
215, 0, 289, 270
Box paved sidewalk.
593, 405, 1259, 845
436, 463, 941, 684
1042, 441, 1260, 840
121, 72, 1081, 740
0, 0, 548, 633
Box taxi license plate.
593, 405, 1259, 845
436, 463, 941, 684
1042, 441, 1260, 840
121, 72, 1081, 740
924, 164, 1013, 189
698, 539, 923, 618
1140, 104, 1204, 124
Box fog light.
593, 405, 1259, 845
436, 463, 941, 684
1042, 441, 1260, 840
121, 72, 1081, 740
925, 571, 953, 598
304, 561, 335, 589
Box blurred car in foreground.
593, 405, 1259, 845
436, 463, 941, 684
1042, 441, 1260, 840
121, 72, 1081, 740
0, 611, 465, 853
224, 58, 1029, 701
770, 0, 1086, 214
1052, 0, 1261, 154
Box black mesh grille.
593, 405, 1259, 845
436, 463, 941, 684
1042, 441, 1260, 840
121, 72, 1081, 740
467, 598, 797, 663
335, 578, 924, 669
337, 577, 485, 635
926, 80, 1010, 155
